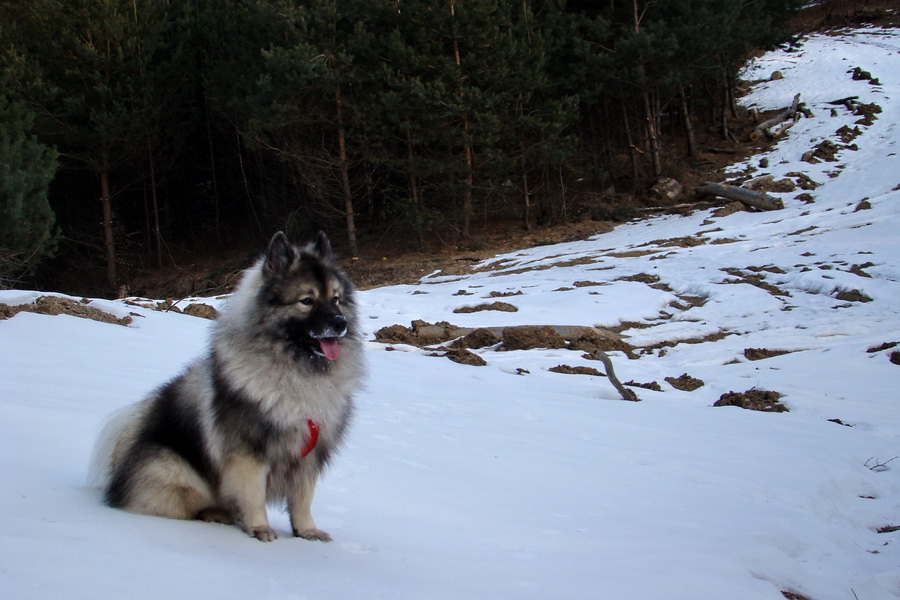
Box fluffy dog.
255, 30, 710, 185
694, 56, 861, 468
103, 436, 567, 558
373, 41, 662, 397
91, 232, 364, 541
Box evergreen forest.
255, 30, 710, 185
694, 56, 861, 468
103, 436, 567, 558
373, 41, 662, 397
0, 0, 802, 292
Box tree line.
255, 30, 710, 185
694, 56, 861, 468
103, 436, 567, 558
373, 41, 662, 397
0, 0, 801, 291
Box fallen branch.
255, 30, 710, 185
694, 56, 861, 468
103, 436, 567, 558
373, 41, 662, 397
696, 182, 784, 211
589, 349, 640, 402
750, 93, 803, 141
865, 456, 898, 472
827, 95, 859, 110
703, 147, 738, 154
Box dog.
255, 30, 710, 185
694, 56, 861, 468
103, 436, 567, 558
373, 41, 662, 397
91, 231, 364, 542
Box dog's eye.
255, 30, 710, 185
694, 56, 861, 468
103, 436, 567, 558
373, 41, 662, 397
331, 296, 341, 306
298, 297, 314, 306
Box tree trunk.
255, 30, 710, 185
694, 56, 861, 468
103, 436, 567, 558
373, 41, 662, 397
522, 166, 532, 231
334, 85, 358, 258
642, 91, 662, 179
679, 86, 697, 158
99, 152, 117, 289
147, 140, 162, 269
450, 0, 474, 238
206, 112, 221, 243
696, 182, 784, 211
622, 103, 641, 186
405, 124, 424, 244
720, 82, 730, 139
236, 127, 261, 235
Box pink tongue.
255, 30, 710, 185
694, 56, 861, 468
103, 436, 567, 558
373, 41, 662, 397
318, 338, 341, 360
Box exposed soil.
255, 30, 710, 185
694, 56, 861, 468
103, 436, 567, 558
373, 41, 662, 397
182, 303, 220, 319
744, 348, 793, 361
549, 365, 605, 376
0, 296, 132, 326
451, 328, 502, 350
867, 341, 899, 353
1, 295, 222, 326
443, 348, 487, 367
373, 320, 634, 356
834, 288, 872, 303
453, 302, 518, 314
721, 268, 790, 297
624, 380, 663, 392
501, 326, 568, 351
665, 373, 705, 391
715, 389, 788, 412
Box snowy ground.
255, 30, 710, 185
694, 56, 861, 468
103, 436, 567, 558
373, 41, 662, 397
2, 28, 899, 600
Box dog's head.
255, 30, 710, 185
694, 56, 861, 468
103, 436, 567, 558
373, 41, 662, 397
259, 231, 356, 363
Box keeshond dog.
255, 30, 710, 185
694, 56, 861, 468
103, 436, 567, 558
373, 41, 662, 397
91, 232, 364, 542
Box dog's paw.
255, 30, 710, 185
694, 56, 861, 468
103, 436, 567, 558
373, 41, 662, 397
293, 527, 332, 542
247, 525, 278, 542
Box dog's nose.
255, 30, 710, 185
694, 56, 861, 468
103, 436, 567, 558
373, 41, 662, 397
330, 314, 347, 334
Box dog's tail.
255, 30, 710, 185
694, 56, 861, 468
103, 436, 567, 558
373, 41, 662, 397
88, 401, 147, 489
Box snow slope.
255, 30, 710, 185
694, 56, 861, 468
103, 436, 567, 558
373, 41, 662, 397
2, 28, 899, 600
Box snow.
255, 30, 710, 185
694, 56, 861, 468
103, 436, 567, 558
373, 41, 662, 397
3, 28, 900, 600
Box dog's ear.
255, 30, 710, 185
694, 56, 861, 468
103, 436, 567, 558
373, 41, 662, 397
313, 231, 334, 260
263, 231, 296, 279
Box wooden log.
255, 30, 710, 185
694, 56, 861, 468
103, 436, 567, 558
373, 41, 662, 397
749, 93, 802, 141
704, 147, 738, 154
827, 96, 859, 110
696, 182, 784, 211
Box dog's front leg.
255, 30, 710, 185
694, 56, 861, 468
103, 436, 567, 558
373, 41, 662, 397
288, 471, 331, 541
220, 454, 275, 542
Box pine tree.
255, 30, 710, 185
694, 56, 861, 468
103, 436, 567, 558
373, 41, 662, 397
1, 0, 186, 289
0, 78, 59, 283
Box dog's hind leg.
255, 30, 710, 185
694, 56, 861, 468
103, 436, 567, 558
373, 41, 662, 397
288, 470, 331, 542
118, 448, 218, 521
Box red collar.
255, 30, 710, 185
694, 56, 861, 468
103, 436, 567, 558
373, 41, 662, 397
300, 419, 320, 458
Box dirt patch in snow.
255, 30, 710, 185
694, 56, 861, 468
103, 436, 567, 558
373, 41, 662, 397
721, 268, 789, 297
453, 301, 518, 313
744, 348, 793, 361
665, 373, 705, 391
374, 320, 634, 356
502, 325, 568, 350
714, 389, 788, 412
452, 328, 502, 349
867, 341, 898, 353
549, 364, 605, 376
0, 296, 132, 326
124, 298, 220, 319
443, 348, 487, 367
781, 591, 812, 600
624, 380, 663, 392
834, 288, 872, 303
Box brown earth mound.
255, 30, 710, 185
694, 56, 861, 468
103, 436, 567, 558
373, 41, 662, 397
549, 365, 605, 376
454, 302, 518, 314
373, 320, 634, 356
714, 389, 788, 412
665, 373, 705, 391
0, 296, 132, 326
444, 348, 487, 366
744, 348, 792, 361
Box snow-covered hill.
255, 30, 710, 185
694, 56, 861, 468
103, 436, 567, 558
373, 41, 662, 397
2, 28, 899, 600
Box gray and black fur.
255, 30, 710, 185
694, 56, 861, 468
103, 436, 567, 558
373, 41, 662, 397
91, 232, 364, 542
